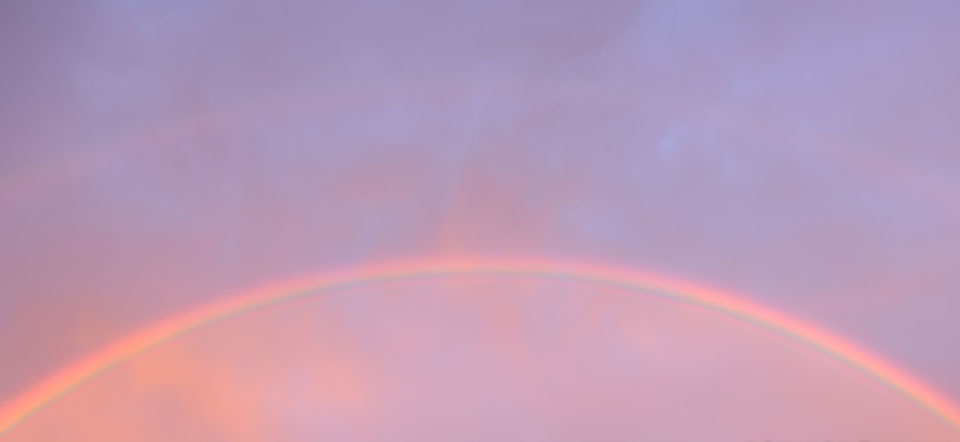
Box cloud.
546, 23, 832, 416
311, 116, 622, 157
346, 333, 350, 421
2, 0, 960, 439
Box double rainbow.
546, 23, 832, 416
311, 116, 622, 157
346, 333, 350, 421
2, 259, 959, 436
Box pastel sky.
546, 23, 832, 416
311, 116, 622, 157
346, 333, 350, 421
2, 1, 960, 440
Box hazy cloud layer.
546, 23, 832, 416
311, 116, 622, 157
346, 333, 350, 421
2, 0, 960, 439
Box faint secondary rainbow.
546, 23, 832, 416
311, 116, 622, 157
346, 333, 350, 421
2, 258, 959, 436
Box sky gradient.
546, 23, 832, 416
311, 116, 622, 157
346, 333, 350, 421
2, 1, 960, 440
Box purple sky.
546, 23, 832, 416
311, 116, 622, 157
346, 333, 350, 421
2, 1, 960, 440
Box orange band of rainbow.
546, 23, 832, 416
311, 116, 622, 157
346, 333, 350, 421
2, 259, 959, 436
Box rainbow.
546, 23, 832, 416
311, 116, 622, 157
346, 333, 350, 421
2, 258, 959, 436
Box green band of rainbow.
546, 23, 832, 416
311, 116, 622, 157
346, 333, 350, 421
2, 259, 959, 436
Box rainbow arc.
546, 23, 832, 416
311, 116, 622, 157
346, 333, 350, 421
1, 259, 958, 436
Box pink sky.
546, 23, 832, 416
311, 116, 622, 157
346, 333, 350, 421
2, 1, 960, 440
